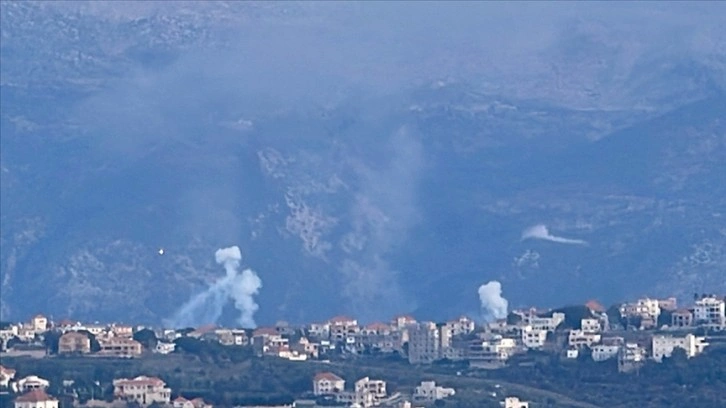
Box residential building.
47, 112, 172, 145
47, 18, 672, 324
1, 365, 17, 388
307, 323, 330, 340
14, 376, 50, 393
412, 381, 455, 402
440, 317, 475, 350
98, 338, 142, 357
14, 389, 58, 408
521, 327, 547, 349
113, 376, 171, 406
503, 396, 529, 408
652, 334, 709, 362
658, 297, 678, 312
620, 298, 661, 322
154, 342, 176, 355
58, 331, 91, 354
580, 318, 601, 334
312, 372, 345, 396
693, 296, 726, 330
568, 330, 601, 348
408, 322, 440, 364
671, 309, 694, 328
468, 335, 518, 368
390, 315, 417, 331
328, 316, 359, 342
355, 377, 386, 403
591, 344, 620, 362
173, 396, 213, 408
528, 313, 565, 332
618, 343, 646, 373
565, 348, 579, 359
30, 315, 48, 333
110, 325, 134, 338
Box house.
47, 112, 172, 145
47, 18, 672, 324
580, 318, 601, 334
521, 327, 547, 349
14, 376, 50, 393
113, 376, 171, 406
652, 334, 709, 362
1, 365, 17, 388
620, 298, 661, 323
58, 331, 91, 354
307, 323, 331, 340
591, 344, 620, 362
412, 381, 455, 402
565, 348, 579, 359
154, 341, 176, 355
98, 338, 142, 357
407, 322, 440, 364
693, 296, 725, 330
671, 309, 694, 328
30, 315, 48, 333
173, 396, 213, 408
312, 372, 345, 396
618, 343, 646, 373
568, 330, 601, 348
328, 316, 359, 342
355, 377, 387, 403
14, 389, 58, 408
440, 317, 475, 350
503, 396, 529, 408
110, 325, 134, 338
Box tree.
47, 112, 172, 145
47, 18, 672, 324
77, 330, 101, 352
133, 328, 158, 350
43, 330, 62, 354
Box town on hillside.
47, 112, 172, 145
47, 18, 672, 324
1, 294, 725, 408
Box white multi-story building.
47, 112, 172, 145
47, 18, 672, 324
620, 298, 661, 322
591, 344, 620, 362
113, 376, 171, 406
528, 313, 565, 332
408, 322, 440, 364
618, 343, 646, 373
413, 381, 455, 402
1, 365, 17, 389
355, 377, 387, 404
693, 297, 726, 330
652, 334, 709, 362
521, 327, 547, 349
440, 316, 475, 349
313, 372, 345, 395
568, 330, 601, 348
581, 318, 601, 334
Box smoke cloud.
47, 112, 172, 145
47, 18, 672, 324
522, 224, 588, 245
478, 280, 509, 322
166, 246, 262, 329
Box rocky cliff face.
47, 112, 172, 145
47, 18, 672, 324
1, 1, 725, 325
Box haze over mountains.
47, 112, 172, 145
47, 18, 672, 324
1, 1, 725, 327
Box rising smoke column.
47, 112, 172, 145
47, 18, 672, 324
166, 246, 262, 329
478, 280, 508, 322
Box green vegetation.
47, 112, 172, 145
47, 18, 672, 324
3, 343, 726, 408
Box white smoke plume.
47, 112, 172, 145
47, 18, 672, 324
521, 224, 588, 245
166, 246, 262, 329
478, 280, 509, 322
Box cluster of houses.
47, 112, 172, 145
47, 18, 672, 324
0, 368, 212, 408
306, 372, 457, 408
1, 294, 724, 407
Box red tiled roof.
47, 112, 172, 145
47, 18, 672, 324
585, 300, 606, 313
314, 372, 344, 382
15, 390, 56, 403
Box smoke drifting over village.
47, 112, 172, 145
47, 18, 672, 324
478, 280, 509, 322
166, 246, 262, 329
